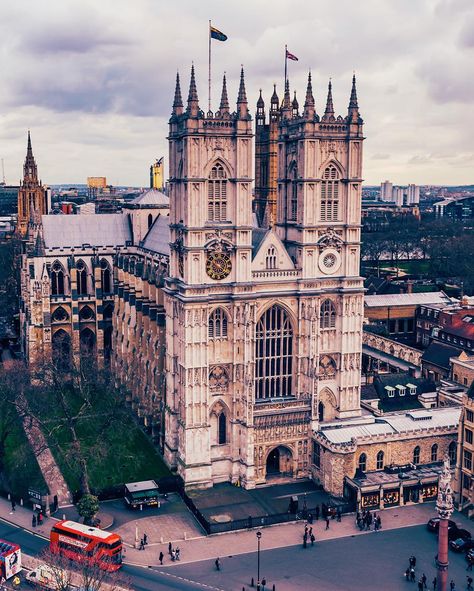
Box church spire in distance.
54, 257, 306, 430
186, 64, 199, 117
237, 67, 249, 119
348, 73, 360, 122
23, 130, 38, 185
323, 79, 335, 121
219, 73, 229, 114
172, 72, 183, 115
303, 70, 315, 119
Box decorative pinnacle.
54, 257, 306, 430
304, 70, 315, 108
237, 67, 247, 104
324, 79, 334, 117
187, 64, 199, 106
219, 73, 229, 112
349, 72, 358, 110
292, 90, 299, 112
270, 84, 279, 108
173, 72, 183, 111
257, 88, 264, 108
283, 78, 291, 109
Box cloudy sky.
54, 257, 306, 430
1, 0, 473, 187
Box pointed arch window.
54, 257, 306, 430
320, 299, 336, 329
431, 443, 438, 462
218, 412, 227, 444
76, 260, 88, 296
318, 401, 324, 422
147, 213, 153, 229
289, 164, 298, 222
266, 246, 277, 270
413, 445, 420, 465
255, 305, 293, 400
51, 261, 66, 296
100, 259, 112, 294
449, 441, 457, 466
376, 450, 384, 470
208, 163, 227, 222
358, 453, 367, 472
51, 307, 69, 323
321, 165, 340, 222
208, 308, 228, 339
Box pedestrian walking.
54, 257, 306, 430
309, 527, 313, 538
175, 547, 180, 561
450, 580, 455, 591
315, 505, 320, 520
10, 499, 15, 512
432, 576, 437, 590
418, 579, 423, 591
32, 515, 36, 528
143, 533, 148, 545
410, 568, 415, 583
467, 576, 473, 591
310, 533, 315, 546
421, 573, 427, 589
168, 542, 172, 556
336, 508, 342, 522
307, 513, 313, 524
405, 568, 410, 581
159, 551, 164, 565
468, 557, 474, 572
303, 533, 308, 548
37, 512, 43, 525
325, 517, 330, 530
304, 525, 308, 535
171, 549, 176, 561
377, 515, 382, 530
215, 557, 220, 571
139, 538, 145, 551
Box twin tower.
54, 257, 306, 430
165, 65, 364, 489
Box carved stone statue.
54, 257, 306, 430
436, 454, 454, 520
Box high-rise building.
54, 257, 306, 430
394, 186, 404, 206
380, 180, 393, 202
150, 158, 164, 191
17, 132, 48, 236
407, 183, 420, 205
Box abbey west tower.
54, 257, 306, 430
165, 66, 364, 489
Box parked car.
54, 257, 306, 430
451, 538, 474, 553
448, 528, 471, 542
427, 518, 457, 533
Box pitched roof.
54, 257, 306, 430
364, 291, 451, 308
375, 373, 436, 395
252, 228, 268, 257
42, 214, 132, 249
129, 189, 169, 207
421, 341, 463, 370
140, 215, 170, 255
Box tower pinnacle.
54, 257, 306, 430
172, 72, 183, 116
282, 78, 292, 119
219, 73, 229, 114
303, 70, 315, 119
323, 79, 335, 121
348, 73, 360, 122
237, 67, 249, 119
186, 64, 199, 117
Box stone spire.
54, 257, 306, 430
270, 84, 279, 111
348, 73, 360, 122
292, 91, 299, 117
281, 78, 292, 119
323, 79, 335, 121
257, 88, 264, 109
186, 64, 199, 117
219, 73, 229, 114
303, 70, 315, 119
256, 89, 265, 124
23, 131, 38, 184
237, 67, 248, 119
172, 72, 183, 115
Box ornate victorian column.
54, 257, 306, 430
436, 456, 454, 591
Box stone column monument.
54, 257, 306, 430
436, 455, 454, 591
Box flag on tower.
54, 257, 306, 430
210, 25, 228, 41
286, 49, 298, 61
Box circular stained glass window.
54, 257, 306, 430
323, 253, 337, 268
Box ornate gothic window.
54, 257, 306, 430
51, 307, 69, 323
318, 401, 324, 422
52, 329, 71, 370
79, 305, 95, 322
319, 355, 337, 379
255, 305, 293, 400
431, 443, 438, 462
376, 450, 384, 470
208, 163, 227, 222
289, 164, 297, 222
358, 453, 367, 472
449, 441, 457, 465
320, 299, 336, 329
266, 246, 277, 270
413, 445, 420, 465
147, 213, 153, 229
76, 260, 88, 296
218, 413, 227, 445
208, 308, 228, 339
51, 261, 66, 296
100, 259, 112, 294
320, 165, 340, 222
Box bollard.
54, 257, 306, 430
160, 536, 163, 544
251, 577, 254, 587
20, 499, 23, 507
184, 531, 187, 540
272, 585, 276, 591
62, 514, 66, 520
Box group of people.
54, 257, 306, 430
138, 532, 148, 550
355, 510, 381, 531
168, 541, 181, 561
31, 510, 44, 528
302, 525, 316, 548
402, 555, 473, 591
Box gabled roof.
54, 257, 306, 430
364, 291, 451, 308
140, 215, 170, 255
421, 341, 463, 370
252, 228, 268, 256
129, 189, 169, 207
375, 373, 436, 396
42, 214, 132, 249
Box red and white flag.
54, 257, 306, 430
286, 49, 298, 61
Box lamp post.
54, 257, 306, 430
256, 530, 262, 591
436, 455, 454, 591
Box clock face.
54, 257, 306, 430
206, 252, 232, 280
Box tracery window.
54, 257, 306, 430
413, 445, 420, 465
100, 259, 112, 294
358, 453, 367, 472
431, 443, 438, 462
449, 441, 457, 465
289, 164, 297, 222
76, 260, 88, 296
208, 163, 227, 222
208, 308, 228, 339
320, 299, 336, 329
376, 450, 384, 470
255, 305, 293, 400
79, 305, 95, 322
321, 165, 340, 222
51, 307, 69, 323
51, 261, 66, 296
218, 413, 227, 445
266, 246, 277, 270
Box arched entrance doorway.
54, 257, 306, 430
265, 446, 293, 478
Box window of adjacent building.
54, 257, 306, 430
385, 386, 395, 398
376, 450, 384, 470
320, 299, 336, 329
464, 450, 472, 471
466, 428, 473, 445
266, 246, 277, 270
51, 261, 66, 296
100, 259, 112, 294
208, 163, 227, 222
218, 413, 227, 445
449, 441, 457, 465
358, 453, 367, 472
76, 260, 88, 296
413, 446, 420, 465
464, 378, 469, 386
463, 473, 471, 491
454, 374, 459, 382
208, 308, 228, 339
320, 165, 340, 222
467, 410, 474, 423
431, 443, 438, 462
313, 442, 321, 468
255, 305, 293, 400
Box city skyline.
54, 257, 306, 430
1, 0, 473, 186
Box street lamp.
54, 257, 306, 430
256, 531, 262, 591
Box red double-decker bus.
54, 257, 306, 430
50, 520, 122, 571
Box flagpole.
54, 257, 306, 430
284, 44, 287, 86
208, 20, 212, 113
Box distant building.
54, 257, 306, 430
393, 186, 404, 206
416, 302, 474, 352
0, 185, 19, 216
380, 180, 393, 202
454, 384, 474, 515
87, 177, 107, 199
150, 158, 164, 191
407, 184, 420, 205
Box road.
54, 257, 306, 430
0, 516, 472, 590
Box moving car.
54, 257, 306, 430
450, 538, 474, 553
